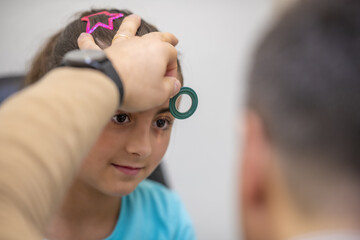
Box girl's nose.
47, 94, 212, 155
124, 126, 152, 159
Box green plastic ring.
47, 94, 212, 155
169, 87, 198, 120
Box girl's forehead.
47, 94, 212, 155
119, 101, 170, 115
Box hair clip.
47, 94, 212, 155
81, 11, 124, 34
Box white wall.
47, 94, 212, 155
0, 1, 272, 239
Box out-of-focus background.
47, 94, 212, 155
0, 0, 293, 239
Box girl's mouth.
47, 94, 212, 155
111, 163, 142, 176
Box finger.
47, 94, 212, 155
77, 33, 101, 50
161, 42, 180, 98
143, 32, 179, 46
164, 76, 181, 98
162, 43, 179, 78
112, 14, 141, 43
165, 63, 178, 78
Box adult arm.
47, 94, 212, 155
0, 68, 117, 239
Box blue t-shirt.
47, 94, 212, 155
104, 180, 196, 240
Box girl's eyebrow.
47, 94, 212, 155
156, 108, 170, 115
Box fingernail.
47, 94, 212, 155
173, 79, 181, 96
79, 32, 88, 40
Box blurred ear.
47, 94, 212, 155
240, 110, 272, 240
242, 110, 270, 204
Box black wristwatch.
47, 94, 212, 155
61, 49, 124, 104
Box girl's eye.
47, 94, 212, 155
153, 118, 172, 130
156, 119, 167, 128
112, 114, 130, 124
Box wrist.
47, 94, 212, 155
61, 49, 124, 105
44, 67, 119, 111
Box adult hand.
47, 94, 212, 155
77, 14, 181, 112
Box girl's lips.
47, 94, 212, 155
111, 164, 142, 176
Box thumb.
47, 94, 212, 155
164, 77, 181, 98
77, 33, 101, 50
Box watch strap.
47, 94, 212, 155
100, 60, 124, 104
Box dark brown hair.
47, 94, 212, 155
248, 0, 360, 209
25, 9, 183, 86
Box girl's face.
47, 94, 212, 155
77, 100, 175, 196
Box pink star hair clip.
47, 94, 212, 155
81, 11, 124, 34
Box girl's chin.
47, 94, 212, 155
105, 183, 139, 197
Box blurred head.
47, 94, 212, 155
240, 0, 360, 239
26, 9, 183, 197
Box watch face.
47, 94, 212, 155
63, 49, 107, 65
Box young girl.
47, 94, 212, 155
25, 9, 195, 240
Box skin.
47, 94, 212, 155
47, 100, 176, 240
78, 100, 175, 197
240, 111, 360, 240
0, 14, 182, 240
240, 111, 274, 240
78, 14, 182, 112
45, 14, 183, 240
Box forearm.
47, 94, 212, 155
0, 68, 118, 239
